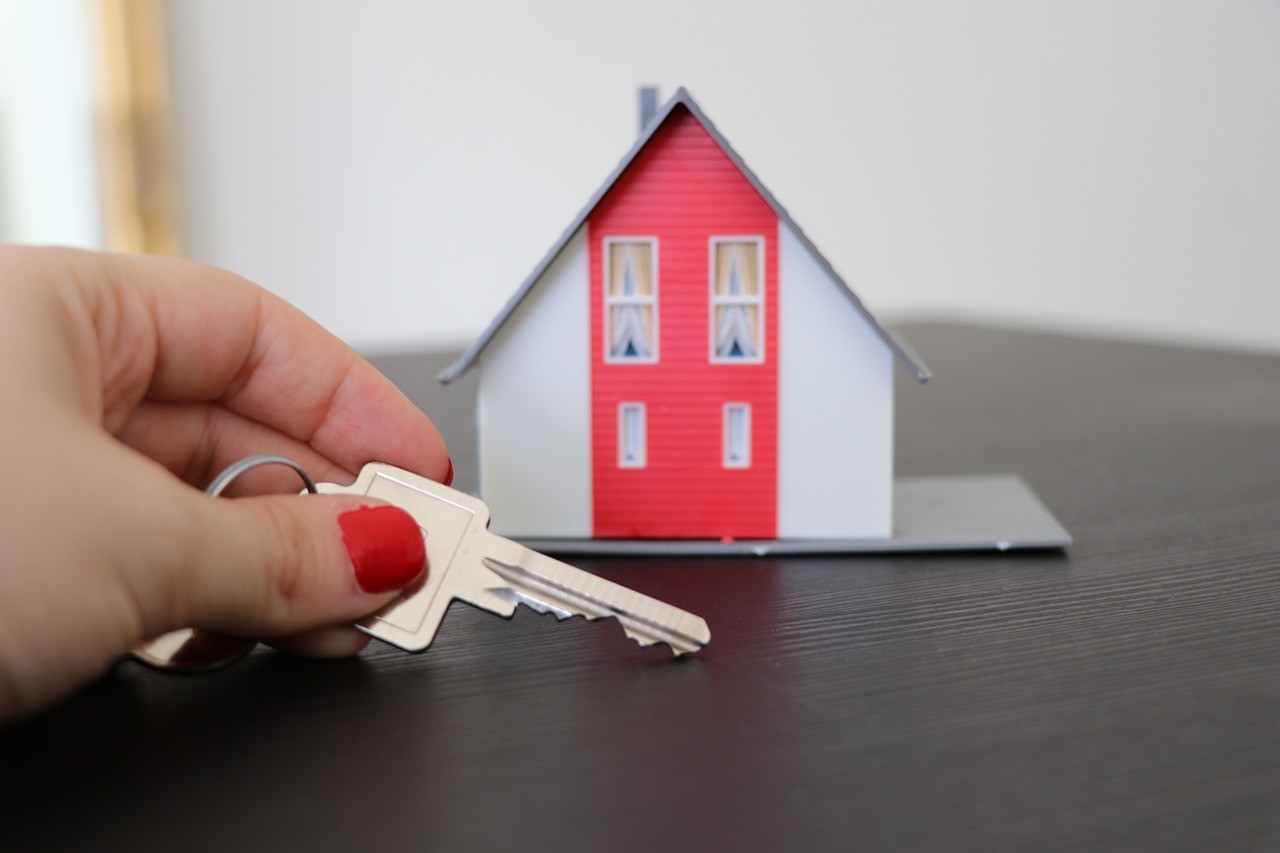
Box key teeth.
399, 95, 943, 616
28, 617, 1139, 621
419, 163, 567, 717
623, 627, 656, 649
622, 626, 695, 657
498, 590, 602, 625
503, 595, 702, 657
483, 559, 709, 656
490, 587, 571, 620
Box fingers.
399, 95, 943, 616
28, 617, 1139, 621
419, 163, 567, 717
111, 251, 447, 480
264, 626, 373, 658
31, 247, 448, 484
114, 400, 365, 490
160, 493, 428, 641
0, 425, 423, 721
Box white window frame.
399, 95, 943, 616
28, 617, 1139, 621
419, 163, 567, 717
709, 236, 766, 364
603, 236, 659, 364
617, 402, 647, 468
722, 402, 752, 469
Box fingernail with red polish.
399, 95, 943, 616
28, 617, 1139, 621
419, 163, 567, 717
443, 457, 454, 487
339, 506, 426, 593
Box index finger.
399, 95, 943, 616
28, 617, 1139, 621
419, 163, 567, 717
76, 249, 448, 482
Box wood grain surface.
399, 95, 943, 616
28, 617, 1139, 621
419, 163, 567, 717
2, 323, 1276, 851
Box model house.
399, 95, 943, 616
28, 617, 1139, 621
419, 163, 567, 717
441, 88, 930, 541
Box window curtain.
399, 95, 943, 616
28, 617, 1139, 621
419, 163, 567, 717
714, 242, 760, 358
609, 242, 655, 358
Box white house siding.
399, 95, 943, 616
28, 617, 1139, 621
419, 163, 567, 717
477, 227, 592, 537
777, 222, 894, 538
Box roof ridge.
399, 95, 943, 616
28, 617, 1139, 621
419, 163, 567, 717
439, 88, 930, 384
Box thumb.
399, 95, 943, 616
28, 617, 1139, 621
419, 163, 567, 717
171, 493, 426, 639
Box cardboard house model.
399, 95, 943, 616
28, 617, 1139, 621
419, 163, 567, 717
441, 88, 932, 543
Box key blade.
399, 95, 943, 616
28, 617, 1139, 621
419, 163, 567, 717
482, 556, 710, 656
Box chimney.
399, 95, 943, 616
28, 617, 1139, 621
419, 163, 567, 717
638, 86, 658, 135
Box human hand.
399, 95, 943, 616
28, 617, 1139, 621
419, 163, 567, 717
0, 246, 449, 721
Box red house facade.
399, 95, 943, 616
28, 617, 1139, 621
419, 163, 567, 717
589, 107, 779, 538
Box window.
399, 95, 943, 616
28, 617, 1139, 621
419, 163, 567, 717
618, 403, 647, 468
710, 238, 764, 363
723, 403, 751, 468
605, 238, 658, 362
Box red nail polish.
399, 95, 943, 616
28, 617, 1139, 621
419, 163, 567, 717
443, 457, 454, 487
339, 506, 426, 593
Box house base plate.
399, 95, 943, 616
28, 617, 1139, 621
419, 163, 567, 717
518, 475, 1071, 556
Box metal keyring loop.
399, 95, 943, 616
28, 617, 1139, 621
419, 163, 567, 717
204, 453, 318, 498
130, 455, 318, 672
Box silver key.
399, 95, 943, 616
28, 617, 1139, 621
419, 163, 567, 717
318, 463, 711, 656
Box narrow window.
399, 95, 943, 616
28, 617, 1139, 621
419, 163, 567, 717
618, 403, 647, 468
605, 239, 658, 362
710, 238, 764, 363
723, 403, 751, 468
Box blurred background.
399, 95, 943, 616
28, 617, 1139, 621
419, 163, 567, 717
1, 0, 1276, 354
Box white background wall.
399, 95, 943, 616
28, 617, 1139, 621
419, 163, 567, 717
0, 1, 101, 247
162, 1, 1278, 354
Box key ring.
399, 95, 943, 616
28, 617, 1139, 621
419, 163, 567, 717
130, 454, 318, 672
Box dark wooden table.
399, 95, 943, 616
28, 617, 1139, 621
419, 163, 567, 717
3, 324, 1276, 851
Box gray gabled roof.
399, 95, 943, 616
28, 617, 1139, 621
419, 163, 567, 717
440, 87, 931, 384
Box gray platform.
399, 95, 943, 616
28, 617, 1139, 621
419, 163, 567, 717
520, 474, 1071, 556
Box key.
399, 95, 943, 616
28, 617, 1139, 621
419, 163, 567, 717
318, 462, 711, 656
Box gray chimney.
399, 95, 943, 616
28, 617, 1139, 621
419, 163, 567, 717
638, 86, 658, 134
